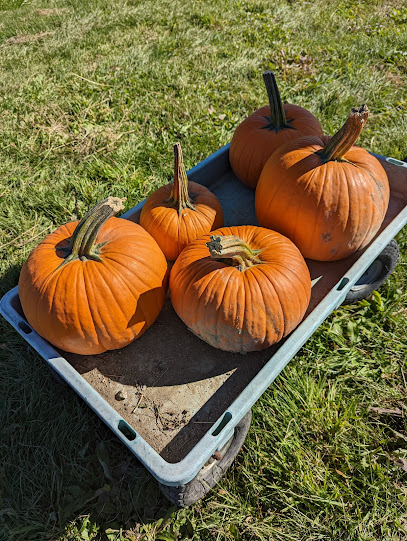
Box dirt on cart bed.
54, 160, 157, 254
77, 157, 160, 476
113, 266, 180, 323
64, 299, 272, 463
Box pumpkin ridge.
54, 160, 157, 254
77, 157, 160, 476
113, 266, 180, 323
39, 257, 68, 318
340, 156, 385, 191
104, 252, 162, 292
310, 161, 331, 255
286, 165, 316, 251
63, 260, 85, 343
262, 260, 311, 303
82, 262, 109, 349
30, 262, 62, 337
252, 265, 286, 341
94, 258, 136, 326
255, 265, 296, 338
173, 258, 212, 316
346, 161, 372, 252
25, 256, 61, 291
103, 247, 165, 284
89, 261, 134, 349
352, 167, 378, 251
345, 163, 360, 250
177, 264, 206, 338
159, 207, 180, 258
244, 266, 269, 343
211, 268, 237, 345
99, 254, 151, 337
229, 271, 246, 351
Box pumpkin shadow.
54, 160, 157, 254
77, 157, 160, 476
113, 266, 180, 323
65, 297, 271, 389
64, 296, 272, 463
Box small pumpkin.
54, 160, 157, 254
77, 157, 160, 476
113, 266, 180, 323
140, 143, 224, 261
229, 71, 323, 189
18, 197, 168, 355
255, 105, 390, 261
169, 225, 311, 353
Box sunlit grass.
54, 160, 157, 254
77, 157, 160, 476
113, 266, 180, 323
0, 0, 406, 539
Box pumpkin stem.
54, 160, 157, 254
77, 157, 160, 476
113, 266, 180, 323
319, 105, 369, 162
263, 71, 292, 132
167, 142, 196, 216
206, 235, 262, 271
60, 197, 125, 266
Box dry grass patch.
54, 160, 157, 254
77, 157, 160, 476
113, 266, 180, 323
35, 8, 68, 16
3, 31, 54, 46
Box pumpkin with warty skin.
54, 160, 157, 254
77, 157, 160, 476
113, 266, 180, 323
18, 197, 168, 355
255, 105, 390, 261
169, 225, 311, 353
140, 142, 224, 261
229, 71, 323, 189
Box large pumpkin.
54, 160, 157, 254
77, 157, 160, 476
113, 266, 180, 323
255, 105, 390, 261
140, 143, 224, 261
229, 71, 323, 189
169, 225, 311, 353
18, 197, 168, 354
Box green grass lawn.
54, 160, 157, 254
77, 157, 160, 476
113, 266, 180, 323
1, 0, 407, 539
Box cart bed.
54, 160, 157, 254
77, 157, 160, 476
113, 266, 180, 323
2, 145, 407, 483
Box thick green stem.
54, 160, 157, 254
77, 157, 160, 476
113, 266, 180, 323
319, 104, 369, 162
206, 235, 262, 271
262, 71, 289, 130
61, 197, 125, 266
167, 142, 196, 216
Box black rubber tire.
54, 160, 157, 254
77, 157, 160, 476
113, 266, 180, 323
159, 410, 252, 507
343, 240, 399, 305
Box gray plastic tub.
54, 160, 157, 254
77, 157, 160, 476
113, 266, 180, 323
1, 144, 407, 486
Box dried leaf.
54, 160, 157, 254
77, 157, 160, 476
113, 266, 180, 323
369, 406, 403, 417
388, 455, 407, 473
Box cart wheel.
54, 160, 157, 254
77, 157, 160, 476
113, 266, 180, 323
343, 240, 399, 305
159, 410, 252, 507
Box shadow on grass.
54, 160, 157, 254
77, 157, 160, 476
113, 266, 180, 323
0, 267, 176, 540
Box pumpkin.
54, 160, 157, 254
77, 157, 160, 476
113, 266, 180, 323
140, 143, 224, 261
18, 197, 168, 355
229, 71, 323, 189
255, 104, 390, 261
169, 225, 311, 353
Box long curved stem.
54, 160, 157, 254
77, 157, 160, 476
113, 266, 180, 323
167, 142, 196, 216
262, 71, 288, 130
319, 105, 369, 162
61, 197, 125, 266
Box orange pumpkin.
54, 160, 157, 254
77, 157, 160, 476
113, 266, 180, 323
169, 225, 311, 353
140, 143, 224, 261
255, 105, 390, 261
229, 71, 323, 189
18, 197, 168, 355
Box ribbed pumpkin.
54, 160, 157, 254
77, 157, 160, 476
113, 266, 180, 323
18, 197, 168, 355
229, 71, 323, 189
255, 105, 390, 261
169, 225, 311, 353
140, 143, 224, 261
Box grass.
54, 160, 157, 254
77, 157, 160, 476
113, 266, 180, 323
0, 0, 407, 539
